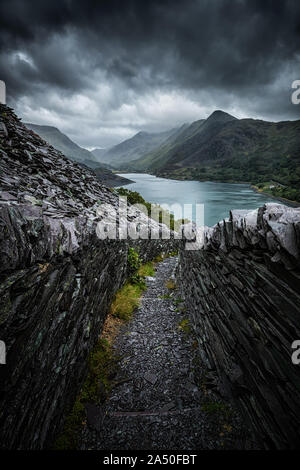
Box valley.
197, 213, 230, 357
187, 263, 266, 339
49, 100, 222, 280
2, 0, 300, 455
94, 110, 300, 204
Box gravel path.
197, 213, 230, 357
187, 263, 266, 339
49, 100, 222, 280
80, 257, 254, 450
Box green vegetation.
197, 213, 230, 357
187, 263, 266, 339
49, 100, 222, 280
110, 282, 145, 321
165, 279, 176, 290
158, 293, 172, 300
156, 162, 300, 203
116, 187, 189, 230
55, 248, 181, 450
178, 318, 191, 334
253, 181, 300, 204
138, 261, 155, 277
174, 297, 184, 306
111, 248, 155, 320
127, 246, 142, 277
202, 401, 232, 420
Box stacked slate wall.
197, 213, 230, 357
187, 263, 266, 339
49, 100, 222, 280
178, 204, 300, 449
0, 204, 180, 449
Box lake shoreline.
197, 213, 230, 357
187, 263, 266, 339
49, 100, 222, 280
116, 173, 288, 226
251, 185, 300, 208
117, 171, 298, 207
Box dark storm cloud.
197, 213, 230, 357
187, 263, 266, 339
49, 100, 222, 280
0, 0, 299, 147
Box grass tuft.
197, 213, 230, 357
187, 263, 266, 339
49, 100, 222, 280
138, 261, 155, 278
201, 401, 232, 419
165, 279, 176, 290
178, 318, 191, 334
110, 282, 145, 321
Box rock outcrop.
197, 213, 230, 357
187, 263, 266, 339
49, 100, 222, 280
0, 105, 180, 449
178, 204, 300, 449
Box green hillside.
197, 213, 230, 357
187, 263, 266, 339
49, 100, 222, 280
127, 111, 300, 203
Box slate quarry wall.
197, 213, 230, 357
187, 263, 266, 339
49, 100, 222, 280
178, 203, 300, 449
0, 105, 180, 449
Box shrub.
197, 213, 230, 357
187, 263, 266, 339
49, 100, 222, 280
127, 247, 141, 278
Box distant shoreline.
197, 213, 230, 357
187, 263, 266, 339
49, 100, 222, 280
117, 171, 300, 207
251, 185, 300, 208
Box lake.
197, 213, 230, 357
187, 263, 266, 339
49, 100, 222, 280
117, 173, 284, 227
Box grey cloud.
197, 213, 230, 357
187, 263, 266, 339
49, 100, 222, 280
0, 0, 299, 148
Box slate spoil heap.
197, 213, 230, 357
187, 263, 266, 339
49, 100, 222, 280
0, 105, 117, 218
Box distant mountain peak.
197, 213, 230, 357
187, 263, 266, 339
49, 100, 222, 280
136, 131, 149, 137
99, 127, 179, 166
206, 110, 237, 123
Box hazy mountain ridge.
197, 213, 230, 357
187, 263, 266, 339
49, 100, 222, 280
25, 123, 132, 187
25, 123, 101, 165
92, 147, 110, 161
127, 110, 239, 171
122, 123, 192, 171
156, 114, 300, 172
97, 128, 179, 166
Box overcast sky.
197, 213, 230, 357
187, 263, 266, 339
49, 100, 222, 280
0, 0, 299, 149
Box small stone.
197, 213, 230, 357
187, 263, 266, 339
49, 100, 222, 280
159, 402, 176, 412
144, 372, 158, 385
0, 191, 17, 201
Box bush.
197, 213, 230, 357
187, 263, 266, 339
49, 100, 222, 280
116, 187, 186, 231
127, 247, 142, 278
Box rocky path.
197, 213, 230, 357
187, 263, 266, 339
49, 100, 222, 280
80, 257, 252, 450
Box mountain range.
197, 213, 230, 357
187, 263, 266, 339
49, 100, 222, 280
25, 108, 300, 203
119, 110, 300, 203
25, 123, 101, 166
94, 128, 179, 166
24, 123, 132, 187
